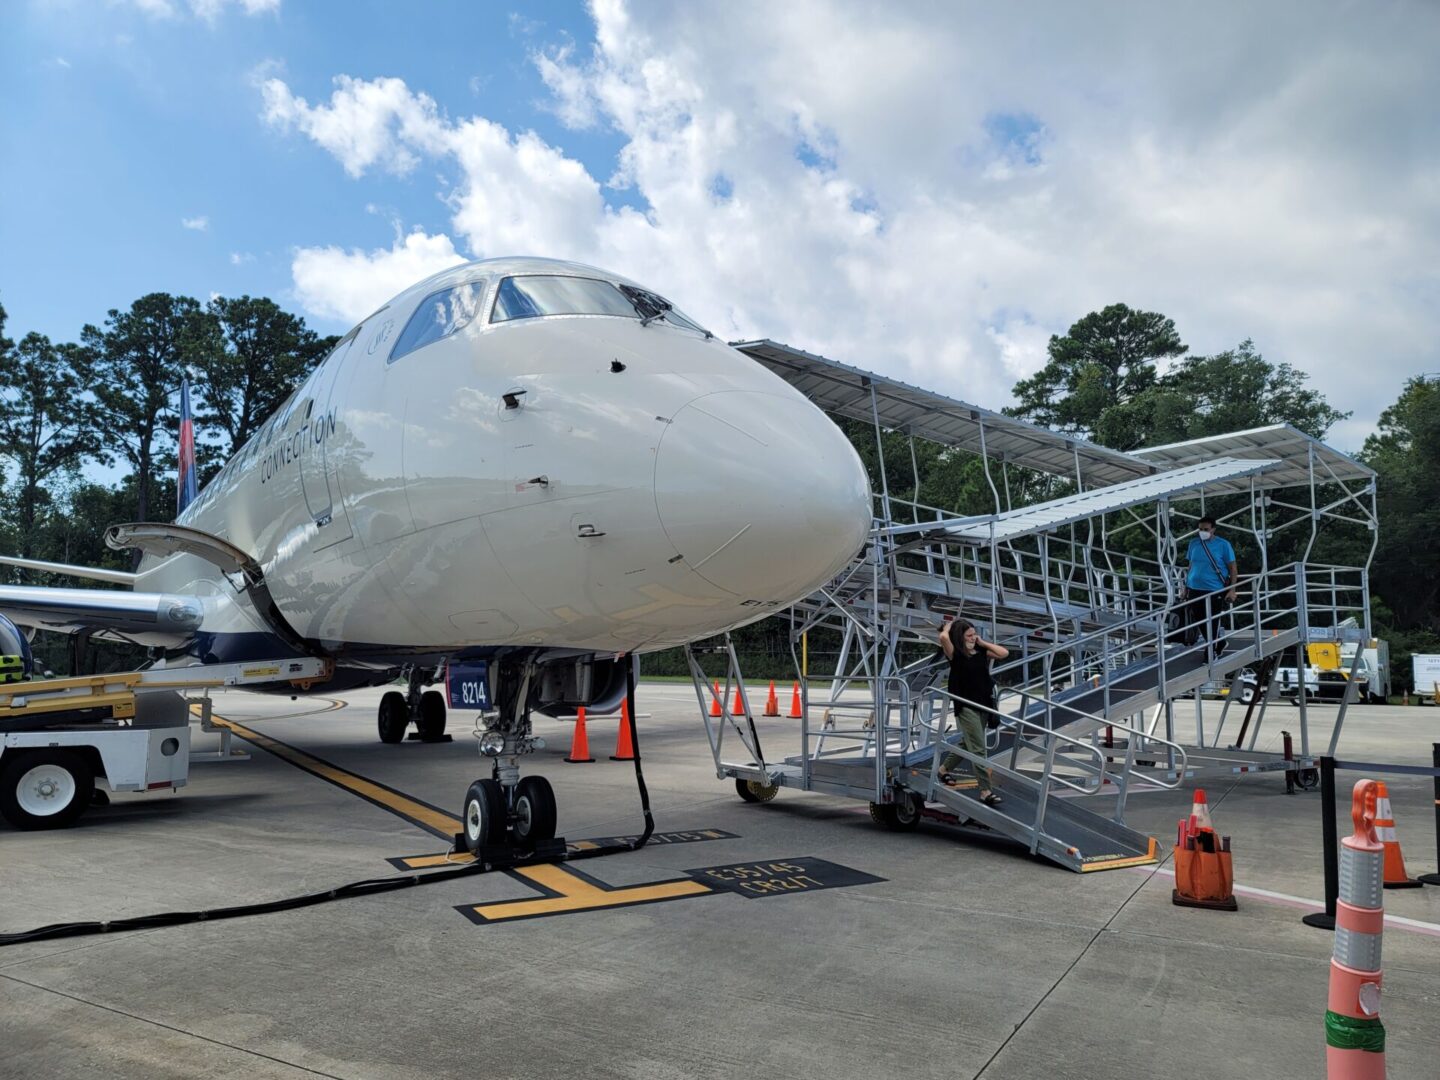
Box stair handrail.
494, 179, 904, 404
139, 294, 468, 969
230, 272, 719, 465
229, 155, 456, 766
921, 683, 1190, 795
987, 561, 1311, 699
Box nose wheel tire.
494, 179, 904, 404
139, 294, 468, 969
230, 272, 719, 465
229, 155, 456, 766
1, 749, 95, 830
736, 778, 779, 803
417, 690, 447, 741
378, 691, 408, 744
513, 776, 557, 846
462, 778, 507, 855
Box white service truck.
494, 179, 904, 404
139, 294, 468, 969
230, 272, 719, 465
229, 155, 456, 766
1414, 654, 1440, 704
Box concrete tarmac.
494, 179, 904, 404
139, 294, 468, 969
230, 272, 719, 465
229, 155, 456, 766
2, 685, 1437, 1079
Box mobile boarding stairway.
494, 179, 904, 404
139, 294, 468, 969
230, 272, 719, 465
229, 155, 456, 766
687, 524, 1366, 872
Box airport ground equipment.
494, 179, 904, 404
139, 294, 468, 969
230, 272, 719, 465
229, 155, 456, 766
0, 657, 331, 829
692, 343, 1378, 870
1412, 655, 1440, 704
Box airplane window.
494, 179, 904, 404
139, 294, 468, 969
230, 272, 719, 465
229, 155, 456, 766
389, 280, 487, 363
492, 276, 641, 322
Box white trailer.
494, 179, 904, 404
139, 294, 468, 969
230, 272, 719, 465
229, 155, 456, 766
1414, 654, 1440, 704
0, 658, 330, 829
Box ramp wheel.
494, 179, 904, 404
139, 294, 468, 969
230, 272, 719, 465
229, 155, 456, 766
1296, 767, 1320, 791
417, 690, 447, 741
513, 776, 557, 846
1, 749, 95, 830
870, 792, 923, 831
462, 777, 506, 854
378, 691, 408, 744
736, 778, 779, 803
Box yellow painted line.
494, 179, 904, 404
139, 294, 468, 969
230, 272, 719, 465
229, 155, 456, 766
208, 713, 462, 840
466, 863, 711, 923
1079, 837, 1160, 873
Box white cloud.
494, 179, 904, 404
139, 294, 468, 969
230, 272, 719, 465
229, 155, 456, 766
291, 229, 466, 322
229, 251, 254, 265
53, 56, 71, 69
261, 75, 444, 178
181, 215, 209, 231
263, 1, 1440, 445
122, 0, 280, 18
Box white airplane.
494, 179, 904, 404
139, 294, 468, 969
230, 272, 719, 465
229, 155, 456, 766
0, 257, 871, 851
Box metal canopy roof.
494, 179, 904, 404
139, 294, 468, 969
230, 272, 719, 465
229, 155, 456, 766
734, 339, 1159, 489
894, 457, 1281, 545
1134, 424, 1374, 492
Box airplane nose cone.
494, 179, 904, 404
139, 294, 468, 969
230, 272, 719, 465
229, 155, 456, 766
655, 391, 872, 601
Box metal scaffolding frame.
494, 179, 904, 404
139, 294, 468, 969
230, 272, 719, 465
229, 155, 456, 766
683, 342, 1378, 871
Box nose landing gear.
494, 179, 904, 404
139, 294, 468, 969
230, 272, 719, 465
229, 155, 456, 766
458, 657, 562, 858
376, 665, 449, 744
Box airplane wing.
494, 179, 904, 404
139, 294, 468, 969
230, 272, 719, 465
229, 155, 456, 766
0, 583, 203, 641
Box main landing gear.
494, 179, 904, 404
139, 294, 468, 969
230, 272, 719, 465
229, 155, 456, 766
377, 665, 448, 744
460, 658, 559, 856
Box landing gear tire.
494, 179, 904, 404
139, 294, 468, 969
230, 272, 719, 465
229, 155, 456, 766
462, 777, 507, 854
417, 690, 447, 741
736, 778, 778, 804
513, 776, 557, 847
378, 691, 408, 744
0, 749, 95, 830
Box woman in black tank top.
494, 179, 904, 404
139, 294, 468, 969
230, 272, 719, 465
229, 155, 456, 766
938, 618, 1009, 806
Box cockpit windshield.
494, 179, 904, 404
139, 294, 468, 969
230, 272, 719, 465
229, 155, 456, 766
491, 275, 709, 335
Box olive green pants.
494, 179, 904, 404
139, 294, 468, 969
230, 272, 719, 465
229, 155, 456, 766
941, 705, 993, 790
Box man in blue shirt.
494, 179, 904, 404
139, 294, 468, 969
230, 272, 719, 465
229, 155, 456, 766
1183, 515, 1239, 655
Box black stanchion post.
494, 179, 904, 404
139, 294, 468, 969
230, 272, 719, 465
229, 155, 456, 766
1302, 756, 1338, 929
1420, 743, 1440, 887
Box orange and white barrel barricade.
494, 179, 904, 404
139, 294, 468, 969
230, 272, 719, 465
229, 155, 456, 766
1325, 778, 1386, 1078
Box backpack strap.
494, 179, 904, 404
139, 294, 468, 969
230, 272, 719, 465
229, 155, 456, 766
1197, 537, 1229, 586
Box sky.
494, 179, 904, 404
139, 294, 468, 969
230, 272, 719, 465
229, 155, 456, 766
3, 0, 1438, 455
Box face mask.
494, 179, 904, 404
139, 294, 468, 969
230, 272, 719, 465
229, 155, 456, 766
1198, 530, 1213, 541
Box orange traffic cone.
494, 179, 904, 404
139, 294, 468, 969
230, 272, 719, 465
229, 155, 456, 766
731, 684, 746, 715
1190, 788, 1215, 832
763, 680, 780, 716
564, 706, 595, 763
1369, 782, 1421, 889
788, 682, 803, 719
610, 699, 636, 761
709, 681, 723, 717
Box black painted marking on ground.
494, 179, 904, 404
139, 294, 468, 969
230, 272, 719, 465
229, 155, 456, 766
684, 857, 887, 898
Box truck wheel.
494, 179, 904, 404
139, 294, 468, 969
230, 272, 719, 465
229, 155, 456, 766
1, 749, 95, 830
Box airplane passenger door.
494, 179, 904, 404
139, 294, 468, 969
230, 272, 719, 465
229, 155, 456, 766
299, 334, 356, 550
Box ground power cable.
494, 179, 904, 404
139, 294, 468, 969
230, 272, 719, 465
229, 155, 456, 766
0, 680, 658, 948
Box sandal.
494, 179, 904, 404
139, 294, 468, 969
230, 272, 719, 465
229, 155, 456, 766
981, 791, 1004, 807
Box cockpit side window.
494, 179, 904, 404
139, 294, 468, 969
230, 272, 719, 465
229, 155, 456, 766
492, 275, 642, 322
389, 280, 487, 364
